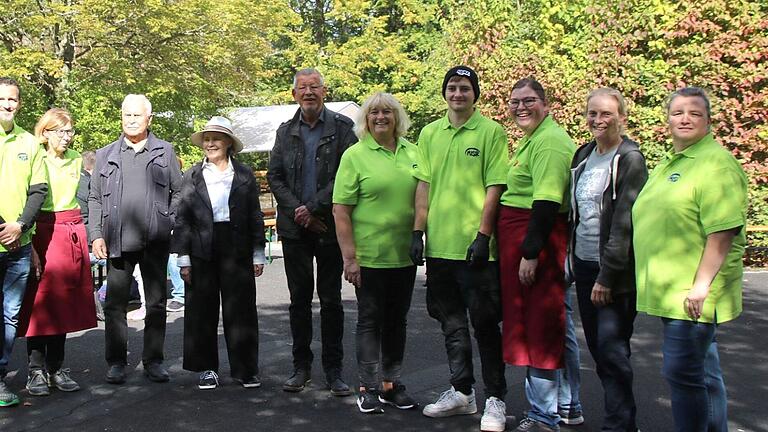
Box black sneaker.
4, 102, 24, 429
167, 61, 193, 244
558, 407, 584, 425
198, 370, 219, 390
357, 389, 384, 414
26, 370, 50, 396
235, 376, 261, 388
0, 381, 19, 407
379, 383, 418, 409
144, 362, 170, 383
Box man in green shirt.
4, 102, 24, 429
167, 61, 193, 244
0, 77, 48, 407
412, 66, 509, 432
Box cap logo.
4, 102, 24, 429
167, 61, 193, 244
456, 69, 472, 77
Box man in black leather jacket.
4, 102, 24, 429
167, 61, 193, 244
267, 68, 357, 396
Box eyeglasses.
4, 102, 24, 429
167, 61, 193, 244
508, 97, 540, 109
49, 129, 75, 137
296, 85, 323, 93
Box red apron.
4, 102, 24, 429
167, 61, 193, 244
497, 206, 567, 370
19, 209, 97, 336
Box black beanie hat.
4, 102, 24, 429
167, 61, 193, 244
442, 65, 480, 103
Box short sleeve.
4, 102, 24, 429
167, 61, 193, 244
529, 134, 573, 204
30, 141, 48, 186
697, 162, 747, 235
413, 130, 432, 183
332, 152, 360, 206
484, 125, 510, 187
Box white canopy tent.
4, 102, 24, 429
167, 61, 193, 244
228, 101, 361, 154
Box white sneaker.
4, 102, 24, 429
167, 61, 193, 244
480, 396, 507, 431
422, 386, 477, 418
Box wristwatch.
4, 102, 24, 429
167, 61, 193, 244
17, 220, 29, 232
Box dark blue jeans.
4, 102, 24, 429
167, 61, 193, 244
662, 318, 727, 432
0, 243, 32, 377
574, 257, 637, 432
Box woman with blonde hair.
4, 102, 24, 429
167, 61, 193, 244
333, 92, 419, 414
568, 88, 647, 431
19, 108, 97, 396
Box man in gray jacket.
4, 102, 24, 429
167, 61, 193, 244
89, 94, 182, 385
267, 68, 357, 396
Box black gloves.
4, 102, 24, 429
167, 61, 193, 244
409, 230, 424, 266
466, 232, 490, 268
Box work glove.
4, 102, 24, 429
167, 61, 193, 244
466, 232, 490, 268
409, 230, 424, 266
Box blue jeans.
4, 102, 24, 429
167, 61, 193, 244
526, 367, 560, 428
662, 318, 728, 432
167, 254, 184, 302
558, 284, 582, 413
0, 243, 32, 376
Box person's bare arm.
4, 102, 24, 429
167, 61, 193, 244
685, 228, 739, 320
332, 204, 360, 287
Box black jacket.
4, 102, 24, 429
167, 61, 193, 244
567, 137, 648, 295
266, 107, 357, 242
171, 158, 265, 261
88, 132, 182, 257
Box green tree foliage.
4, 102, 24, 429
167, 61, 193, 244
442, 0, 767, 249
0, 0, 289, 167
2, 0, 766, 251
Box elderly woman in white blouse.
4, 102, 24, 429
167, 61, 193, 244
171, 116, 266, 390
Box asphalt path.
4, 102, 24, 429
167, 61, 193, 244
1, 251, 766, 432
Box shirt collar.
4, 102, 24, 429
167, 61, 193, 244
0, 122, 24, 138
527, 115, 556, 140
202, 157, 234, 174
300, 107, 326, 127
440, 108, 481, 130
360, 134, 406, 151
670, 133, 718, 159
122, 136, 148, 152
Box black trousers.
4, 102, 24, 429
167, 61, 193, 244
425, 258, 507, 399
355, 266, 416, 389
573, 256, 638, 432
183, 223, 259, 379
281, 236, 344, 375
27, 334, 66, 372
104, 242, 169, 366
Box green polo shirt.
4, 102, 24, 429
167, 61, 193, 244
42, 149, 82, 212
632, 134, 747, 324
500, 115, 576, 211
333, 135, 419, 268
414, 109, 509, 260
0, 123, 48, 251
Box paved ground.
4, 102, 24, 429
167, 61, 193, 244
1, 249, 766, 432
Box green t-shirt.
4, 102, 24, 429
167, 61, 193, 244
632, 134, 747, 324
500, 115, 576, 211
414, 109, 509, 260
42, 149, 82, 212
332, 135, 419, 268
0, 123, 48, 251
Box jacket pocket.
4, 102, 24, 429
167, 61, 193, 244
148, 201, 171, 242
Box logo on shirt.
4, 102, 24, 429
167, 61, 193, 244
465, 147, 480, 157
17, 152, 28, 161
668, 173, 681, 182
412, 163, 418, 169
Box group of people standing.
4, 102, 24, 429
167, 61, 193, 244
0, 63, 746, 432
